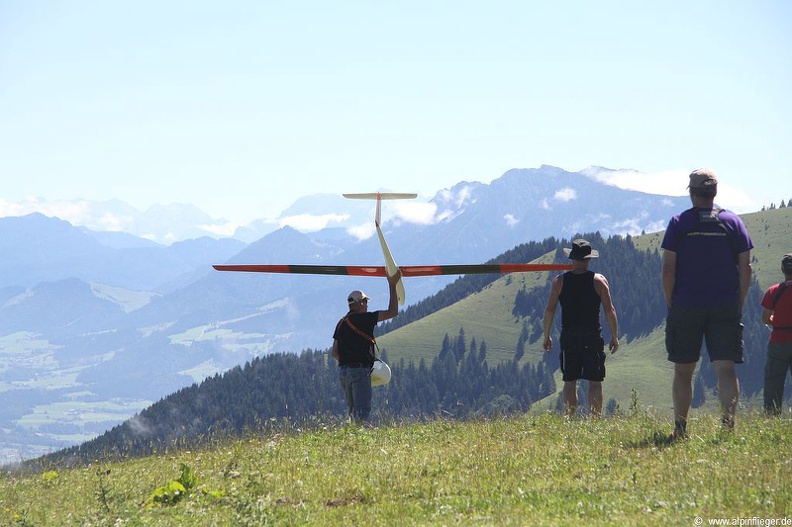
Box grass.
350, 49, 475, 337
3, 408, 790, 526
378, 251, 558, 365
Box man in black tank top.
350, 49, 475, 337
542, 239, 620, 416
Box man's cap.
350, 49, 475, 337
782, 253, 792, 274
563, 238, 599, 260
347, 290, 370, 304
688, 168, 718, 189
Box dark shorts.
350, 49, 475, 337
665, 305, 744, 364
559, 330, 606, 382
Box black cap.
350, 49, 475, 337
563, 239, 599, 260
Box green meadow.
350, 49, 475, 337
2, 410, 790, 526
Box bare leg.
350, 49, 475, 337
563, 381, 577, 416
713, 360, 739, 427
588, 381, 603, 417
672, 362, 697, 433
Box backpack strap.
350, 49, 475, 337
770, 282, 792, 331
772, 282, 791, 310
679, 206, 739, 261
343, 316, 379, 361
343, 317, 373, 344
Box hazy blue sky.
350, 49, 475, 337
1, 1, 790, 227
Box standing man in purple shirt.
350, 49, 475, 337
661, 168, 753, 440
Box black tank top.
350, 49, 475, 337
559, 271, 601, 333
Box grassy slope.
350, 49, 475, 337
378, 250, 559, 365
382, 206, 792, 413
3, 411, 790, 525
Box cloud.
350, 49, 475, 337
347, 223, 376, 240
428, 186, 477, 223
278, 213, 349, 232
343, 201, 440, 240
582, 167, 759, 212
0, 197, 100, 226
503, 214, 519, 227
583, 167, 688, 196
713, 186, 758, 213
437, 186, 476, 208
554, 188, 577, 202
200, 222, 241, 237
391, 202, 438, 226
127, 414, 152, 437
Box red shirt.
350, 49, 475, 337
761, 281, 792, 343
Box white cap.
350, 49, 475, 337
347, 290, 370, 304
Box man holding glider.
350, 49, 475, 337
542, 239, 620, 416
332, 269, 402, 423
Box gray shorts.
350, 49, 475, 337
665, 305, 744, 364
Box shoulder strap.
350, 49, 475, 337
773, 282, 791, 310
344, 316, 376, 345
682, 206, 739, 259
717, 207, 744, 258
345, 316, 380, 359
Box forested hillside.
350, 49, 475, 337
38, 343, 558, 466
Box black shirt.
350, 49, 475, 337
559, 271, 601, 333
333, 311, 379, 366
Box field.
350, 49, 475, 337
2, 409, 790, 526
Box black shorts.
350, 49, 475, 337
559, 331, 606, 382
665, 305, 744, 364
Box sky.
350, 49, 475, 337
1, 1, 790, 230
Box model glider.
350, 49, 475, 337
213, 192, 572, 305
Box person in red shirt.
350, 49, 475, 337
760, 253, 792, 415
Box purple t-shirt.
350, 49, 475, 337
661, 207, 753, 308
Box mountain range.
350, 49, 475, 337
1, 165, 699, 463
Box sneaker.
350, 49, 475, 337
668, 428, 688, 442
721, 415, 735, 432
669, 419, 687, 442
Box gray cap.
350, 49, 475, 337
688, 168, 718, 189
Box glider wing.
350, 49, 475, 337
213, 263, 572, 277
